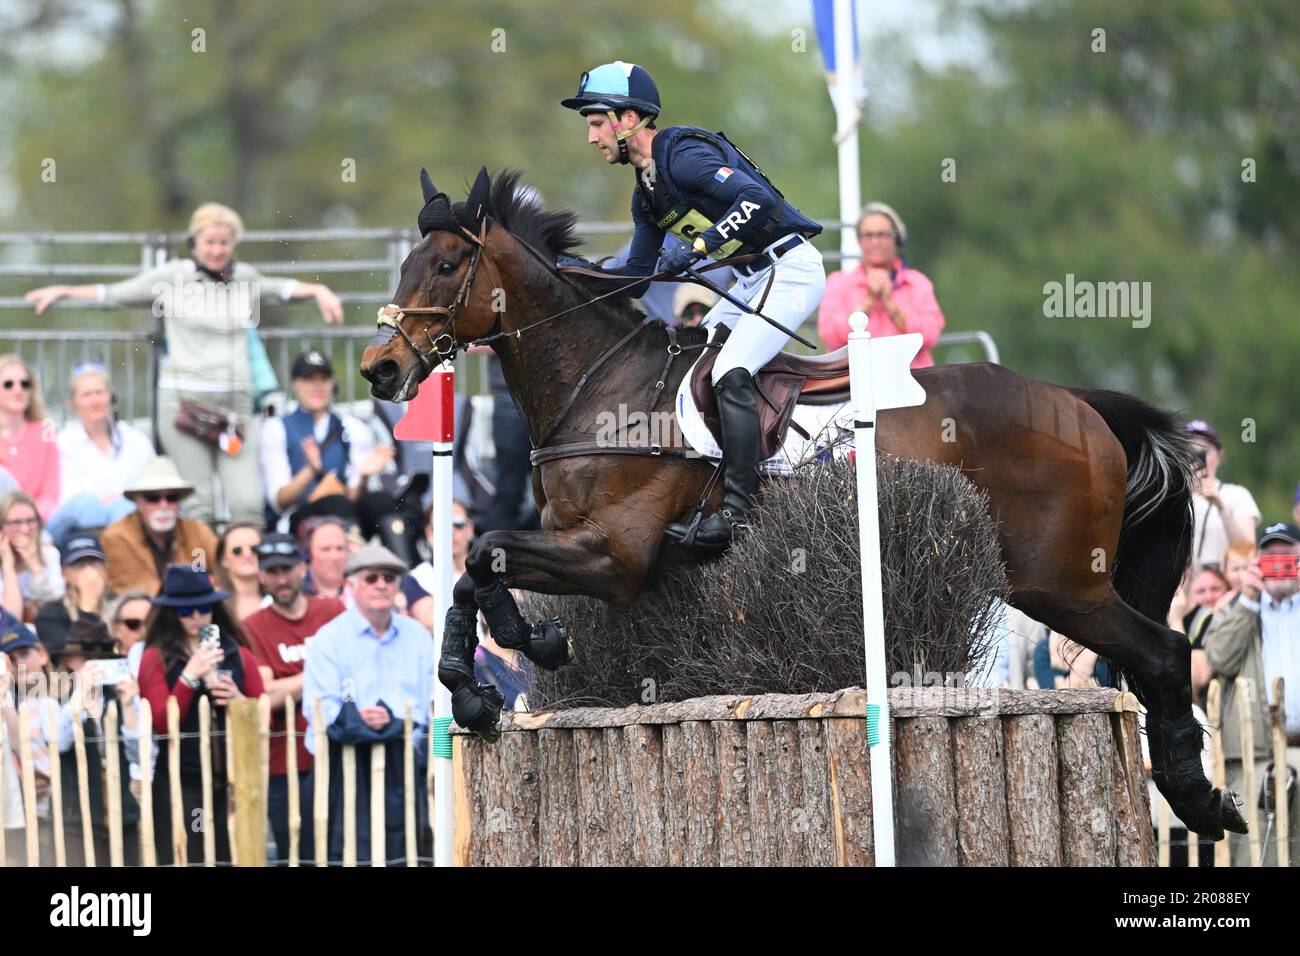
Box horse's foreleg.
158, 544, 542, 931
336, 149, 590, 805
439, 525, 651, 741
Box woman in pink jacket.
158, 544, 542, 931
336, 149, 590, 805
817, 202, 946, 367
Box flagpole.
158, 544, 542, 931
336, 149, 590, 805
832, 0, 862, 271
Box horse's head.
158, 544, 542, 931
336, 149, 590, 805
361, 166, 504, 401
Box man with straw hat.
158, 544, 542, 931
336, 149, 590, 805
101, 457, 218, 595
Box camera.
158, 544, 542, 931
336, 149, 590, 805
1259, 554, 1299, 580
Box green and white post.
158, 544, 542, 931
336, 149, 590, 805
846, 311, 926, 867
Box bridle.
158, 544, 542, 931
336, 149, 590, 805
374, 218, 497, 373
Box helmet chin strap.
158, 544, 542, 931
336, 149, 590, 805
604, 108, 652, 165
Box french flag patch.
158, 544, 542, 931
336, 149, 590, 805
714, 167, 733, 182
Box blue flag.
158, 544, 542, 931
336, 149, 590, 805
812, 0, 860, 74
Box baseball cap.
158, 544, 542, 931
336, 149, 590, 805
1184, 419, 1221, 450
0, 611, 38, 655
59, 532, 106, 566
291, 350, 334, 380
255, 533, 303, 570
1258, 523, 1300, 547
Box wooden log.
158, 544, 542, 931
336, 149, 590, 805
661, 724, 688, 866
951, 715, 1009, 866
1057, 712, 1117, 866
491, 732, 540, 867
342, 744, 357, 867
42, 703, 66, 866
574, 727, 610, 866
167, 697, 185, 866
229, 698, 268, 867
602, 726, 636, 865
682, 721, 719, 867
1111, 711, 1157, 868
312, 699, 329, 867
495, 687, 1135, 731
17, 706, 38, 866
825, 717, 873, 866
715, 720, 752, 866
623, 724, 668, 866
138, 698, 155, 867
285, 697, 299, 867
797, 720, 833, 865
404, 704, 416, 868
1002, 713, 1061, 866
103, 702, 124, 867
452, 735, 474, 867
1188, 829, 1199, 869
770, 720, 807, 866
537, 728, 578, 866
370, 741, 386, 867
894, 715, 959, 866
746, 720, 782, 866
198, 696, 215, 866
1108, 715, 1144, 867
1271, 677, 1289, 868
1206, 680, 1230, 867
1236, 677, 1260, 867
0, 709, 9, 866
69, 705, 95, 866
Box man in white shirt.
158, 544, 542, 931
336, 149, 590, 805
1186, 420, 1260, 571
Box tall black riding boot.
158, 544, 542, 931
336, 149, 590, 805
665, 367, 761, 552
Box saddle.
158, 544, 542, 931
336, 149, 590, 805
690, 325, 851, 460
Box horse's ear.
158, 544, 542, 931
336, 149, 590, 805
465, 166, 493, 225
419, 168, 438, 204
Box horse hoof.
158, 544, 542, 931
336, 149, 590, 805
1217, 788, 1249, 835
525, 618, 573, 671
451, 683, 505, 743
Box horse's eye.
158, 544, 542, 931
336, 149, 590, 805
437, 261, 456, 275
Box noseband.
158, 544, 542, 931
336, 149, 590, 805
374, 218, 499, 371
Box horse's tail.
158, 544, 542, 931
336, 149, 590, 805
1071, 387, 1198, 624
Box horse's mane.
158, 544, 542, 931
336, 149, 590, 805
487, 169, 710, 349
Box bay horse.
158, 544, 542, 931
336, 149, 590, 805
360, 167, 1246, 841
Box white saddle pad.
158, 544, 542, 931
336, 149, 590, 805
674, 357, 856, 476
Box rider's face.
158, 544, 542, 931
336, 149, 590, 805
586, 113, 618, 163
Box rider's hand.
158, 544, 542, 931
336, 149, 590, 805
657, 245, 704, 277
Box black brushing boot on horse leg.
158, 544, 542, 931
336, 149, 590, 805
475, 580, 572, 671
437, 601, 504, 743
665, 367, 761, 552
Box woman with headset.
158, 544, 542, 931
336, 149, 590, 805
26, 203, 344, 526
816, 202, 947, 368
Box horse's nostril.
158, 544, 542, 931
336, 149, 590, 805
369, 359, 399, 386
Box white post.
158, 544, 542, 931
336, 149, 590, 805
429, 361, 456, 867
832, 0, 862, 270
847, 309, 895, 867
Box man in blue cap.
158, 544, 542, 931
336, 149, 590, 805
562, 61, 827, 552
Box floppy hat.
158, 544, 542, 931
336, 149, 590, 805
151, 565, 231, 607
123, 457, 195, 498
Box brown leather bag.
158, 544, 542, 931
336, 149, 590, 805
174, 399, 244, 455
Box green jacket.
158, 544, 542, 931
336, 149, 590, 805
1201, 598, 1271, 761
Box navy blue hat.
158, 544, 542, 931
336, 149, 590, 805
151, 565, 231, 608
561, 61, 660, 117
1, 607, 38, 654
59, 532, 106, 566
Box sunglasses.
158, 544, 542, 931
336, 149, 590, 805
452, 519, 469, 529
362, 571, 399, 586
140, 492, 184, 504
118, 618, 145, 631
2, 379, 32, 391
229, 543, 262, 557
176, 604, 215, 617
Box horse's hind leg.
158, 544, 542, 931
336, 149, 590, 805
1015, 587, 1248, 840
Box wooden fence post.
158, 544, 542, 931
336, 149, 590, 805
18, 706, 39, 866
404, 704, 416, 867
285, 697, 299, 867
228, 697, 267, 867
1206, 681, 1230, 867
43, 705, 66, 866
104, 702, 124, 867
167, 697, 185, 866
313, 699, 329, 867
1271, 677, 1288, 868
1236, 677, 1260, 867
198, 696, 215, 866
139, 698, 156, 867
